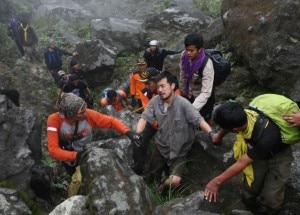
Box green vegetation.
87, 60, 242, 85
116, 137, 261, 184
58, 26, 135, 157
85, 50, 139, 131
34, 18, 64, 49
76, 24, 91, 40
116, 52, 137, 72
194, 0, 222, 17
35, 16, 91, 46
163, 0, 172, 8
48, 85, 58, 101
10, 0, 30, 12
0, 23, 19, 66
147, 160, 193, 206
149, 182, 191, 206
0, 180, 47, 215
41, 157, 70, 191
41, 156, 57, 168
18, 190, 48, 215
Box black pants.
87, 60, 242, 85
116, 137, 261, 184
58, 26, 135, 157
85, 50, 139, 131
15, 39, 25, 56
132, 122, 157, 175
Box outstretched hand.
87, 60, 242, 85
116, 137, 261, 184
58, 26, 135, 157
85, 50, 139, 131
204, 179, 220, 203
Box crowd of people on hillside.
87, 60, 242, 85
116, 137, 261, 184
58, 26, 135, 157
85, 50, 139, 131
8, 17, 300, 215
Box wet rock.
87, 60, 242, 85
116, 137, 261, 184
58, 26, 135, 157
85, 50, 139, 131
154, 191, 220, 215
81, 143, 153, 214
49, 195, 88, 215
0, 93, 37, 189
0, 188, 31, 215
221, 0, 300, 100
74, 40, 116, 89
91, 17, 146, 53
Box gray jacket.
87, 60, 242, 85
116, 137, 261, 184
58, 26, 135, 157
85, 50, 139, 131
141, 94, 204, 161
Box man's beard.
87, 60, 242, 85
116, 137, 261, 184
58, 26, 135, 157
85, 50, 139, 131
159, 92, 172, 101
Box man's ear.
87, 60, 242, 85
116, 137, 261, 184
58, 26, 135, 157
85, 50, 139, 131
171, 83, 175, 90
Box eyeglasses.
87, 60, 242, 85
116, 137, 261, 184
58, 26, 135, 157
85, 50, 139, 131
77, 102, 87, 115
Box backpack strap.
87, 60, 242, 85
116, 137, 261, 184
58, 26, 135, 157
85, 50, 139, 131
59, 121, 79, 151
71, 121, 79, 142
247, 108, 269, 146
196, 54, 209, 78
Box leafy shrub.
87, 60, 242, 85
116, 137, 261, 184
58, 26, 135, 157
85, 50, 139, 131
0, 23, 19, 66
194, 0, 222, 17
77, 24, 91, 40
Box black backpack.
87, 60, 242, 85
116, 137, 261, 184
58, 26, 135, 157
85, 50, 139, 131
7, 18, 20, 39
197, 49, 231, 87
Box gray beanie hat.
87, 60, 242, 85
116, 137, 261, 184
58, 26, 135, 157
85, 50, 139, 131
59, 93, 85, 118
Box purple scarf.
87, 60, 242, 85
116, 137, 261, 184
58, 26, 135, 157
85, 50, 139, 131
181, 50, 206, 96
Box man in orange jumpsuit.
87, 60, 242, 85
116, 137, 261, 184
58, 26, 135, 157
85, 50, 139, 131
47, 93, 141, 197
100, 88, 133, 111
130, 58, 148, 108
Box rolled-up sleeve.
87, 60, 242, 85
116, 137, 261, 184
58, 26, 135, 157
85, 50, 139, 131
141, 100, 156, 124
179, 51, 186, 95
192, 59, 214, 111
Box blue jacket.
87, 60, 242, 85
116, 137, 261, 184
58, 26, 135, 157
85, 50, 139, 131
44, 47, 72, 71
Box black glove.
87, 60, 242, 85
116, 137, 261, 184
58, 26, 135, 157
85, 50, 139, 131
126, 131, 142, 147
75, 149, 88, 165
131, 95, 137, 107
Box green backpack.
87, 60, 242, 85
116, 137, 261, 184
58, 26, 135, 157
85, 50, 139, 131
249, 94, 300, 144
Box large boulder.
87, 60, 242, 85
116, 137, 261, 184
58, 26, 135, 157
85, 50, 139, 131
290, 144, 300, 192
91, 17, 146, 53
49, 195, 88, 215
221, 0, 300, 100
75, 40, 117, 89
154, 191, 220, 215
81, 139, 153, 214
144, 6, 214, 46
0, 188, 31, 215
0, 94, 36, 189
144, 7, 213, 38
34, 0, 93, 23
0, 63, 55, 118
